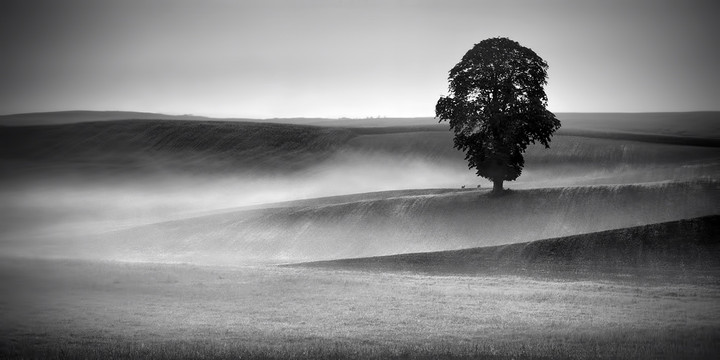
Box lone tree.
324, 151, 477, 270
436, 37, 560, 194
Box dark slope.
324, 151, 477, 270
0, 120, 355, 175
296, 215, 720, 277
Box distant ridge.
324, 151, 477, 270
295, 215, 720, 278
1, 110, 719, 138
0, 110, 215, 126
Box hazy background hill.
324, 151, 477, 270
2, 110, 719, 138
0, 110, 212, 126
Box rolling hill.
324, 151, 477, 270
296, 215, 720, 278
2, 110, 718, 138
18, 180, 715, 265
1, 117, 718, 181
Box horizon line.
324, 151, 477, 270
2, 109, 720, 119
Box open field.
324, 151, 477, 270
0, 111, 719, 358
1, 257, 719, 359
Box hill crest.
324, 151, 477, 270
2, 110, 719, 139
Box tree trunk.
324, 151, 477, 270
492, 179, 504, 194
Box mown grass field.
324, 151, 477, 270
1, 258, 719, 359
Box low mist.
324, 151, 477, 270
0, 151, 477, 255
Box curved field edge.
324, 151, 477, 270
293, 215, 720, 280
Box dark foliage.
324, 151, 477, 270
436, 37, 560, 192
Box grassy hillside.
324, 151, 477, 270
24, 181, 715, 265
297, 215, 720, 278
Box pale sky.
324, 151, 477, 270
1, 0, 718, 118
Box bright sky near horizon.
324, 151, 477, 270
1, 0, 718, 118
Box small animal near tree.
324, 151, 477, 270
436, 37, 560, 194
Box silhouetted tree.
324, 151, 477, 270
436, 37, 560, 194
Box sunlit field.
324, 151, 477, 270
0, 112, 719, 358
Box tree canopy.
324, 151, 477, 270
436, 37, 560, 193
